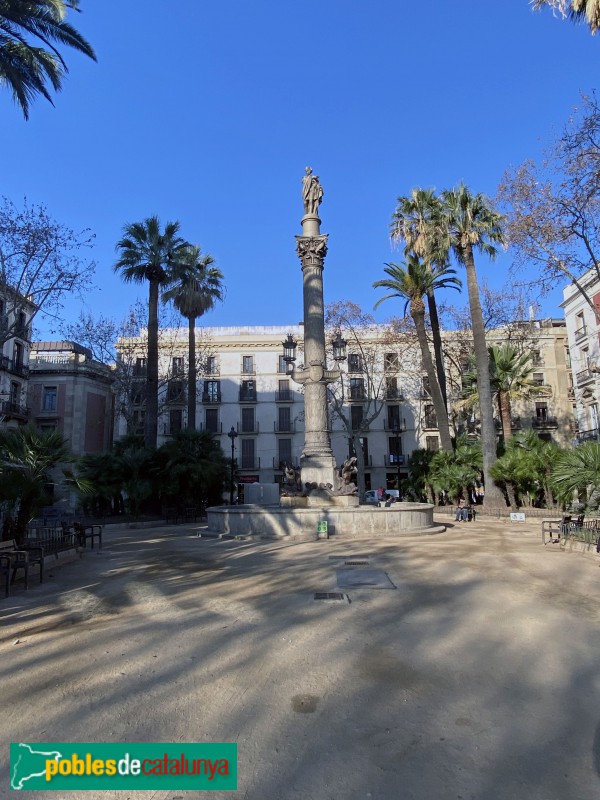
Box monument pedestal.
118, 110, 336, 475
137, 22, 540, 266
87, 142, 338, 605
299, 453, 337, 489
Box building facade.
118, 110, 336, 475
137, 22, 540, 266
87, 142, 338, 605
0, 290, 35, 427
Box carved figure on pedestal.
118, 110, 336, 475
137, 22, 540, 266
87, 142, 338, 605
302, 166, 323, 216
281, 462, 302, 495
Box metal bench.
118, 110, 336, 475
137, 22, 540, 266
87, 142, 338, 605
0, 538, 44, 595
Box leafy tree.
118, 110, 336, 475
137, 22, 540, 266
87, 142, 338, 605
0, 0, 96, 119
0, 196, 95, 345
498, 95, 600, 322
373, 255, 461, 451
0, 425, 72, 541
114, 216, 187, 449
440, 184, 507, 507
550, 440, 600, 510
461, 344, 546, 440
110, 435, 154, 518
532, 0, 600, 34
162, 245, 224, 430
155, 429, 228, 509
403, 448, 435, 502
390, 188, 450, 407
76, 450, 124, 518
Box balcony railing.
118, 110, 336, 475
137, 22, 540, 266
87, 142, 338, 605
0, 399, 28, 419
275, 390, 294, 402
6, 359, 29, 378
239, 421, 260, 434
577, 428, 600, 443
384, 420, 407, 432
576, 368, 595, 385
239, 389, 257, 402
202, 391, 221, 403
531, 415, 558, 429
349, 388, 366, 400
385, 389, 405, 401
384, 454, 406, 466
239, 457, 261, 470
274, 421, 295, 433
422, 416, 438, 430
575, 325, 587, 341
200, 421, 222, 434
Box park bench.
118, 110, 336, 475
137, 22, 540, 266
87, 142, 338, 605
542, 516, 600, 548
0, 539, 44, 595
25, 525, 79, 559
72, 522, 103, 550
164, 506, 201, 525
452, 505, 477, 522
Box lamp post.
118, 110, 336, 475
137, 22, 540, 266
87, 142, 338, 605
228, 426, 238, 505
392, 419, 406, 497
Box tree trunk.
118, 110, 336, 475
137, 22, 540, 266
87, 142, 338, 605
187, 315, 197, 429
498, 389, 513, 441
506, 482, 518, 511
462, 244, 504, 508
426, 287, 448, 410
145, 279, 160, 449
411, 306, 454, 451
352, 432, 366, 498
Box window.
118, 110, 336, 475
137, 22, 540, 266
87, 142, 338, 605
134, 357, 147, 376
387, 405, 401, 429
386, 377, 399, 399
241, 407, 255, 433
241, 438, 255, 469
172, 356, 184, 376
384, 352, 399, 371
278, 438, 292, 465
423, 404, 437, 429
203, 380, 221, 402
535, 402, 548, 421
388, 436, 403, 462
13, 341, 23, 369
205, 408, 219, 433
16, 310, 28, 338
169, 409, 183, 434
531, 349, 543, 367
426, 435, 439, 452
277, 379, 291, 401
532, 372, 545, 386
131, 409, 145, 434
205, 356, 218, 375
349, 378, 365, 400
242, 355, 254, 374
240, 380, 256, 401
576, 311, 586, 338
42, 386, 57, 412
348, 353, 362, 373
351, 405, 364, 430
9, 381, 19, 406
348, 437, 369, 466
130, 384, 144, 405
278, 406, 291, 432
421, 376, 431, 397
167, 380, 185, 402
278, 355, 288, 374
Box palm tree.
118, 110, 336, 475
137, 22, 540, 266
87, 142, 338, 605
532, 0, 600, 34
550, 441, 600, 510
114, 216, 187, 449
440, 184, 507, 507
462, 344, 546, 441
0, 0, 96, 119
390, 188, 449, 407
0, 425, 71, 542
373, 255, 461, 451
162, 245, 224, 431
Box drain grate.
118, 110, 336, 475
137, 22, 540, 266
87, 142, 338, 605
314, 592, 347, 602
344, 560, 370, 566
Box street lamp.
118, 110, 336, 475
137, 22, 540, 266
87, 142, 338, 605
228, 426, 238, 505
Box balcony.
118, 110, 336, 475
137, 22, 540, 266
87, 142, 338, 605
575, 325, 587, 341
384, 454, 406, 467
576, 368, 595, 386
532, 383, 553, 396
385, 389, 405, 401
200, 421, 222, 434
132, 365, 147, 377
274, 420, 296, 433
275, 390, 294, 402
531, 416, 558, 429
349, 387, 366, 401
201, 391, 221, 404
239, 457, 261, 470
0, 399, 28, 420
577, 428, 600, 443
5, 359, 29, 378
239, 421, 260, 434
384, 420, 407, 432
421, 415, 438, 430
239, 388, 257, 402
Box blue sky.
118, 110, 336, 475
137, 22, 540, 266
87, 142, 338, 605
2, 0, 598, 338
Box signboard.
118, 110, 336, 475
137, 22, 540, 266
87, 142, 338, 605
510, 512, 526, 522
389, 454, 405, 465
238, 475, 259, 484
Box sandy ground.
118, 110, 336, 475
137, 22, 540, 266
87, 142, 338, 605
1, 513, 600, 800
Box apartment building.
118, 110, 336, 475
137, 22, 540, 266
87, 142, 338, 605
0, 290, 35, 427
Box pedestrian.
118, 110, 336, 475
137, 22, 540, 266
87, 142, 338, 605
455, 498, 468, 522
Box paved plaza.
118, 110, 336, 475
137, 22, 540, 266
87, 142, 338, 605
2, 514, 600, 799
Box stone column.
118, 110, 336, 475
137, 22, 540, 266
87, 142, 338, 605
293, 204, 339, 488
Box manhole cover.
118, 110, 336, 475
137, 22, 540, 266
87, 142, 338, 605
314, 592, 348, 602
345, 560, 370, 566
